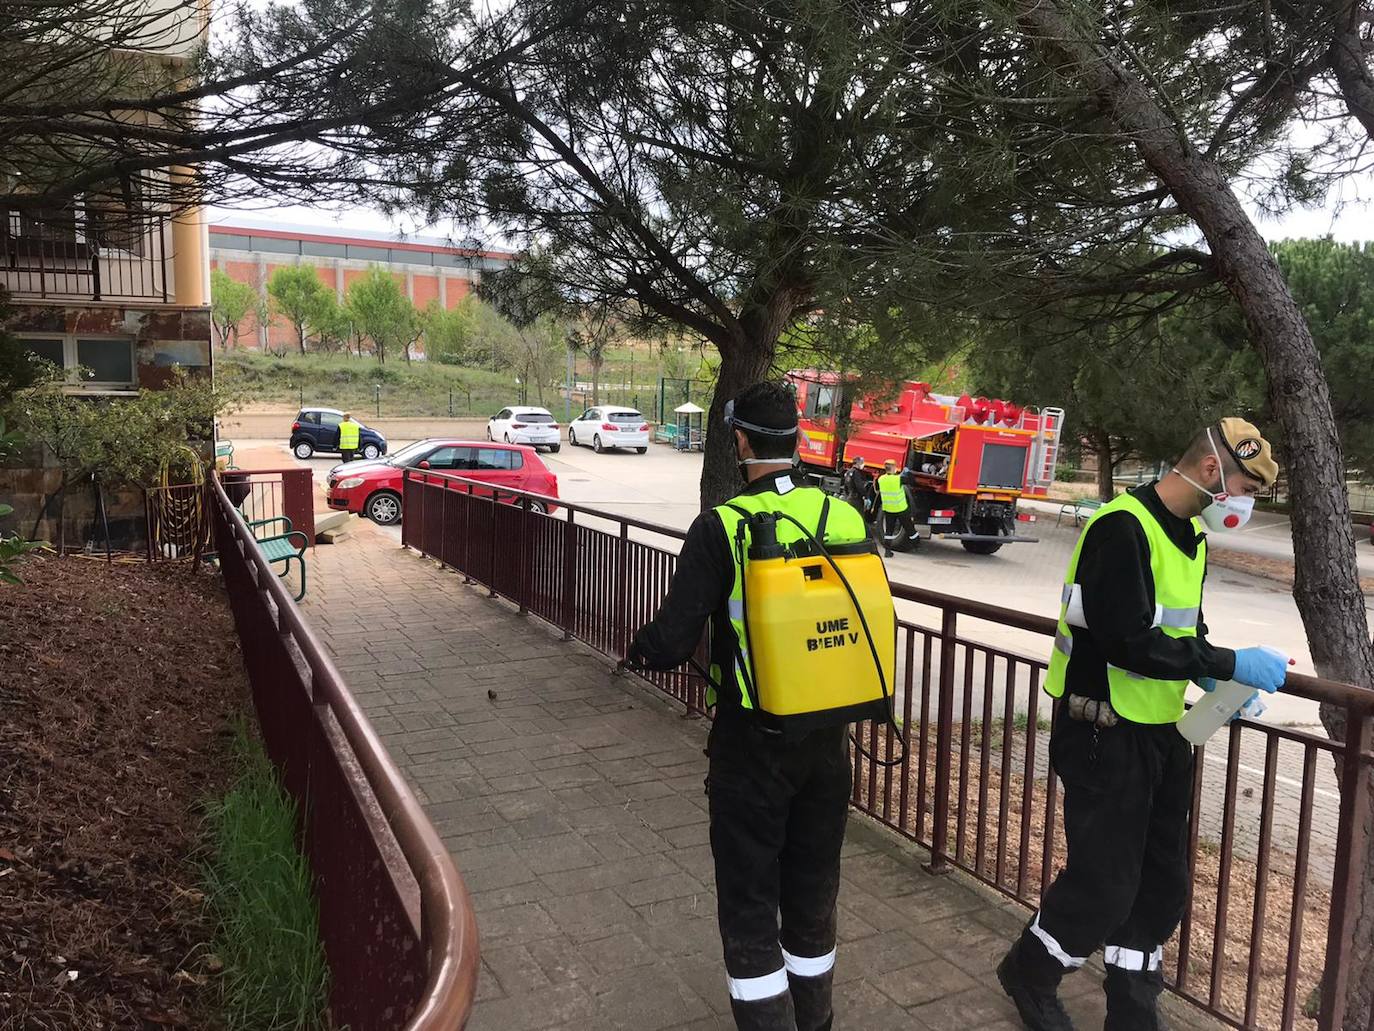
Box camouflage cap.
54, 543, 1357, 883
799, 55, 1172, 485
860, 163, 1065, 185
1217, 417, 1278, 488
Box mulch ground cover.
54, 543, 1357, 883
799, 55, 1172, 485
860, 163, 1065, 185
0, 554, 250, 1030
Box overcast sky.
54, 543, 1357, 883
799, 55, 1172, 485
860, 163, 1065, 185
209, 172, 1374, 248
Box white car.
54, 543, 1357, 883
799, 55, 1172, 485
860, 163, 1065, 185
487, 406, 561, 452
567, 405, 650, 454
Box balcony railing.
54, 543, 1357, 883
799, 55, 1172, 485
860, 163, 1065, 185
2, 208, 170, 302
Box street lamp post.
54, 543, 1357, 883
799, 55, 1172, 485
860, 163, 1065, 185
374, 383, 381, 420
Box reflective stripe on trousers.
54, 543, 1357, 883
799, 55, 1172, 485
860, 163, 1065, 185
1104, 944, 1163, 972
1029, 911, 1088, 969
727, 967, 790, 1001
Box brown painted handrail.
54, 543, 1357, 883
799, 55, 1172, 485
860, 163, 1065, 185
406, 466, 1374, 714
212, 474, 479, 1029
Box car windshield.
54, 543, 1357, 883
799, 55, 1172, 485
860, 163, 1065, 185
517, 412, 555, 423
608, 411, 643, 423
385, 441, 436, 465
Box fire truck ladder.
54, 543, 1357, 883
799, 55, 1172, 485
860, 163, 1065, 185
1028, 406, 1066, 488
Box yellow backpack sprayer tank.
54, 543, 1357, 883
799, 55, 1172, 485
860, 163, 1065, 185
736, 510, 896, 730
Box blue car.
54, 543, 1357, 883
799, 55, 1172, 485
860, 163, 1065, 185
289, 407, 388, 461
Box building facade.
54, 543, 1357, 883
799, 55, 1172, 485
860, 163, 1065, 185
1, 2, 215, 546
208, 221, 515, 354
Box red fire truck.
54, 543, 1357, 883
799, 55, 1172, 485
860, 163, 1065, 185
788, 371, 1065, 554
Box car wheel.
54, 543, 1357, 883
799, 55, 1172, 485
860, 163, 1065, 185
504, 432, 512, 443
366, 491, 402, 525
569, 429, 578, 447
528, 500, 547, 515
549, 444, 561, 454
293, 440, 314, 460
362, 443, 380, 460
486, 427, 493, 440
593, 434, 604, 453
635, 447, 647, 455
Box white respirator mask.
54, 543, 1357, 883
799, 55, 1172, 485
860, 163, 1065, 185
1174, 428, 1255, 532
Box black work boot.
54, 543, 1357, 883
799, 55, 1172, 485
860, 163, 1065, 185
728, 990, 798, 1031
1103, 967, 1167, 1031
788, 969, 833, 1031
997, 936, 1076, 1031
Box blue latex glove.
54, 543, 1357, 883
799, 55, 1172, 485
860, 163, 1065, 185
1232, 647, 1287, 693
1231, 691, 1266, 723
1197, 676, 1217, 693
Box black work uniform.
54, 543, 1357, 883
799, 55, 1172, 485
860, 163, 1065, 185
631, 469, 851, 1031
841, 466, 871, 516
1010, 483, 1237, 1030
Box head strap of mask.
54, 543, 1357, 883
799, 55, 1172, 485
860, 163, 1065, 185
723, 398, 797, 437
1176, 426, 1240, 499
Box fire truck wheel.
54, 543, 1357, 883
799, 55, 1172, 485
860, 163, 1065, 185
961, 539, 1003, 555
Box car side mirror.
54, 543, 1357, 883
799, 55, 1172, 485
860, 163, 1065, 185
418, 460, 431, 469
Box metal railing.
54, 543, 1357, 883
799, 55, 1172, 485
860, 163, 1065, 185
400, 467, 1374, 1031
211, 474, 479, 1030
2, 208, 170, 302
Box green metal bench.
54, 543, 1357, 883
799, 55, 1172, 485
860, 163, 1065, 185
1057, 497, 1104, 527
215, 440, 237, 469
248, 516, 309, 600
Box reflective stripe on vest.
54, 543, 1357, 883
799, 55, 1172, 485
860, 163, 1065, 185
339, 421, 361, 449
877, 473, 908, 513
1045, 493, 1206, 724
711, 486, 869, 709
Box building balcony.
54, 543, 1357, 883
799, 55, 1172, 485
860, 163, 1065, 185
2, 208, 178, 305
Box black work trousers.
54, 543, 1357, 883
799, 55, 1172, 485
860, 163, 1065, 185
707, 707, 851, 1031
1016, 707, 1194, 1030
881, 509, 918, 551
340, 448, 357, 463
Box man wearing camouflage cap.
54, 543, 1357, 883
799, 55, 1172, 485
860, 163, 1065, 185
997, 419, 1285, 1031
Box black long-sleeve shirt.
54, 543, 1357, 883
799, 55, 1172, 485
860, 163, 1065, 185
630, 470, 800, 708
1065, 482, 1236, 701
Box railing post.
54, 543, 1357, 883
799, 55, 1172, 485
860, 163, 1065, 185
616, 521, 630, 659
1318, 707, 1372, 1031
926, 605, 958, 875
462, 484, 475, 584
488, 491, 498, 598
561, 509, 577, 641
400, 470, 411, 550
517, 496, 529, 615
438, 482, 448, 568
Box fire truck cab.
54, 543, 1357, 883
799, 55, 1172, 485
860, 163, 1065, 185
788, 371, 1064, 555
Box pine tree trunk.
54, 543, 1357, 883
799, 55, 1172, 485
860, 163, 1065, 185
297, 324, 307, 355
699, 338, 776, 511
1013, 5, 1374, 1024
591, 356, 603, 405
1094, 435, 1115, 502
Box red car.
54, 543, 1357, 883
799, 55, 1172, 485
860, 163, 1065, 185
326, 438, 559, 525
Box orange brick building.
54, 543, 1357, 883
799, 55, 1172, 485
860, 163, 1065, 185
208, 220, 515, 353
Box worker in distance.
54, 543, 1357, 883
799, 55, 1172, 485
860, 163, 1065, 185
627, 382, 895, 1031
997, 419, 1288, 1031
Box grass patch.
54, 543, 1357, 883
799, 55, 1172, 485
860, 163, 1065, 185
202, 724, 330, 1031
217, 347, 712, 419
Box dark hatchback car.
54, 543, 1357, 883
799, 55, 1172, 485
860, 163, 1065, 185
289, 407, 388, 460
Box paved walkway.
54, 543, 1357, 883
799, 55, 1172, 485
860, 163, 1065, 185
299, 520, 1220, 1031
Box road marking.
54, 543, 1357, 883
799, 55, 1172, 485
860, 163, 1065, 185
1202, 751, 1340, 803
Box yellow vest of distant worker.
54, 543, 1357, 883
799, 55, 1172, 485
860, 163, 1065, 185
877, 473, 908, 513
710, 483, 896, 731
1045, 492, 1206, 724
339, 420, 361, 450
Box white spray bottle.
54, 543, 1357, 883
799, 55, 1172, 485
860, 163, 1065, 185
1175, 646, 1292, 746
